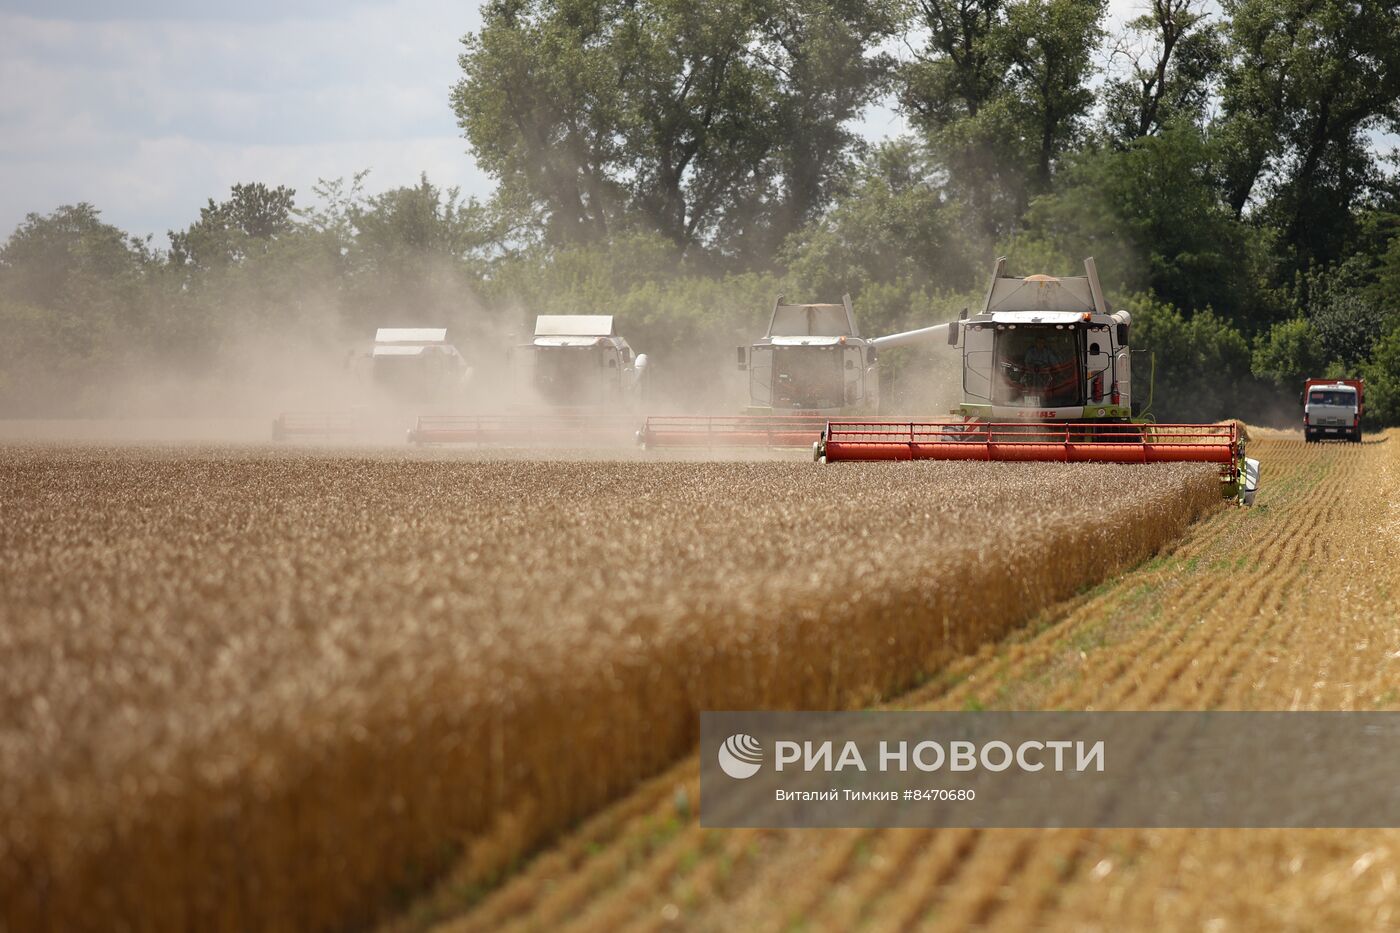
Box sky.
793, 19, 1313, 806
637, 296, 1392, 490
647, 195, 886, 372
0, 0, 1143, 245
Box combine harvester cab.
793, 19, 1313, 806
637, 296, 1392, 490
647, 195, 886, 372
407, 315, 647, 446
369, 327, 470, 403
814, 258, 1261, 503
639, 295, 891, 448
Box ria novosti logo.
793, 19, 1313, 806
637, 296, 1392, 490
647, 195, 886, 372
717, 733, 763, 779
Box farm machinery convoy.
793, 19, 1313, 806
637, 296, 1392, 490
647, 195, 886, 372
271, 258, 1261, 502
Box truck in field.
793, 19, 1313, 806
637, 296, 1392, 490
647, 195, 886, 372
1302, 378, 1364, 442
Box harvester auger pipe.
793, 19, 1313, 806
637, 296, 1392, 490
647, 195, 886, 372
869, 322, 954, 351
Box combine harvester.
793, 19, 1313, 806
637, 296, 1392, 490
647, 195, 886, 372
813, 259, 1261, 503
407, 315, 647, 446
638, 295, 946, 448
272, 327, 469, 442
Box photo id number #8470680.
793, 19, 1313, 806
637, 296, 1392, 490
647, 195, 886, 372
903, 788, 976, 802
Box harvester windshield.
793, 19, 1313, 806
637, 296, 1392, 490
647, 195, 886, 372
989, 326, 1082, 408
771, 346, 846, 409
370, 346, 466, 402
530, 345, 611, 405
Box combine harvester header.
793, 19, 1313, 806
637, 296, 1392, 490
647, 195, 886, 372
814, 259, 1260, 503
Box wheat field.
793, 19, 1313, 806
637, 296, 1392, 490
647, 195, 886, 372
415, 432, 1400, 933
0, 445, 1220, 932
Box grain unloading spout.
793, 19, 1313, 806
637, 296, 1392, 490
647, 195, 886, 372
870, 322, 954, 352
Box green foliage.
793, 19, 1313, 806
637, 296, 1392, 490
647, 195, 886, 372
0, 204, 157, 415
1016, 124, 1261, 319
453, 0, 895, 258
1216, 0, 1400, 270
1361, 324, 1400, 425
0, 203, 152, 314
1251, 318, 1330, 388
1100, 0, 1221, 144
898, 0, 1106, 239
9, 1, 1400, 426
779, 140, 976, 300
1124, 294, 1258, 423
168, 182, 296, 269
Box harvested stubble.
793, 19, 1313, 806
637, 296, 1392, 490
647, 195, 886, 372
0, 446, 1220, 932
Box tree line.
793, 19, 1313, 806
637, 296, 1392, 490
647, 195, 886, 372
3, 0, 1400, 423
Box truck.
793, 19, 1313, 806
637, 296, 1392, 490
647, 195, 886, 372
1301, 378, 1364, 443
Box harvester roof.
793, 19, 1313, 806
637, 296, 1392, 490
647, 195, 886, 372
375, 327, 449, 344
766, 294, 859, 338
982, 258, 1110, 317
535, 315, 615, 337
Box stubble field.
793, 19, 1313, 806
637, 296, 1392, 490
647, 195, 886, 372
0, 445, 1222, 932
409, 432, 1400, 933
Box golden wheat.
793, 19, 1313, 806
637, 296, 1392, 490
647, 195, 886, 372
443, 433, 1400, 933
0, 445, 1220, 932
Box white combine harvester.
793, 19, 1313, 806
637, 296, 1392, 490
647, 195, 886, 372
511, 315, 649, 408
368, 327, 470, 401
815, 258, 1261, 503
407, 315, 648, 445
638, 295, 948, 447
272, 326, 469, 442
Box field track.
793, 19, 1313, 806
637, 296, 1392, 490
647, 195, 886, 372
410, 432, 1400, 932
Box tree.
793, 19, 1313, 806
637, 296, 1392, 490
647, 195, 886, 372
1361, 323, 1400, 425
1125, 294, 1258, 422
1307, 278, 1389, 371
453, 0, 892, 259
1001, 0, 1106, 190
0, 204, 156, 414
342, 175, 501, 329
1101, 0, 1221, 145
1215, 0, 1400, 271
897, 0, 1018, 239
1017, 124, 1260, 320
897, 0, 1105, 238
453, 0, 890, 257
168, 182, 297, 269
0, 203, 152, 313
1251, 317, 1330, 387
780, 140, 974, 300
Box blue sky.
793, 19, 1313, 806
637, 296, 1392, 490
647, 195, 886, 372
0, 0, 1143, 244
